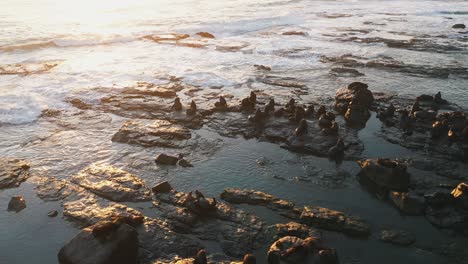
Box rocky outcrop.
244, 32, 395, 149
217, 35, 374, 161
379, 229, 415, 246
220, 189, 295, 211
389, 191, 425, 215
260, 222, 320, 243
70, 164, 151, 202
7, 196, 26, 212
58, 222, 138, 264
335, 82, 374, 112
152, 181, 173, 194
357, 159, 410, 192
0, 158, 30, 189
112, 120, 191, 148
300, 206, 370, 237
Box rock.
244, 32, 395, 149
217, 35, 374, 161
319, 249, 339, 264
267, 236, 308, 264
282, 31, 306, 36
254, 64, 271, 71
193, 249, 207, 264
243, 254, 256, 264
151, 181, 173, 194
452, 24, 466, 29
424, 191, 453, 208
0, 158, 30, 189
452, 183, 468, 210
7, 196, 26, 212
57, 222, 138, 264
261, 222, 319, 243
220, 189, 295, 211
112, 120, 191, 148
196, 32, 215, 38
335, 82, 374, 110
177, 158, 193, 168
389, 191, 425, 215
357, 159, 410, 192
36, 177, 85, 201
155, 154, 180, 166
70, 163, 151, 202
294, 119, 308, 136
300, 206, 370, 237
48, 210, 59, 217
379, 229, 415, 246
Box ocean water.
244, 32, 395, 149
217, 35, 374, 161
1, 0, 468, 263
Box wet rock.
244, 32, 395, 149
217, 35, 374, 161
36, 177, 85, 201
193, 249, 207, 264
155, 153, 180, 166
7, 196, 26, 212
0, 158, 30, 189
379, 229, 415, 246
330, 67, 364, 77
335, 82, 374, 110
452, 24, 466, 29
357, 159, 410, 192
196, 32, 215, 38
378, 103, 395, 120
70, 164, 151, 202
57, 222, 138, 264
300, 206, 370, 237
451, 182, 468, 209
63, 196, 144, 227
424, 191, 453, 208
151, 181, 173, 194
177, 158, 193, 168
69, 98, 92, 110
48, 210, 59, 217
186, 100, 197, 115
327, 138, 345, 162
389, 191, 425, 215
220, 188, 295, 211
282, 31, 306, 36
243, 254, 256, 264
267, 236, 308, 264
112, 120, 191, 148
261, 222, 320, 243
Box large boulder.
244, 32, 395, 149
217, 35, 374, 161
300, 206, 370, 237
58, 222, 138, 264
70, 164, 151, 202
357, 159, 410, 192
335, 82, 374, 113
0, 158, 30, 189
155, 154, 180, 166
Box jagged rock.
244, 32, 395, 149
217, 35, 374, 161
220, 189, 295, 211
36, 177, 85, 201
300, 206, 370, 237
7, 196, 26, 212
178, 159, 193, 168
0, 158, 30, 189
335, 82, 374, 111
155, 154, 180, 165
63, 196, 144, 227
357, 159, 410, 192
196, 32, 215, 38
424, 205, 466, 229
452, 182, 468, 209
70, 164, 151, 202
261, 222, 319, 243
379, 229, 415, 246
389, 191, 425, 215
267, 236, 308, 264
57, 222, 138, 264
151, 181, 173, 194
112, 120, 191, 148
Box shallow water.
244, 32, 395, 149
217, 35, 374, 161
1, 0, 468, 263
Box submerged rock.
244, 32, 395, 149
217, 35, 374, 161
379, 229, 415, 246
452, 24, 466, 29
155, 153, 180, 166
389, 191, 425, 215
7, 196, 26, 212
48, 210, 59, 217
58, 222, 138, 264
300, 206, 370, 237
0, 158, 30, 189
70, 164, 151, 202
357, 159, 410, 192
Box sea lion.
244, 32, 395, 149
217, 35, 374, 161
305, 105, 314, 116
294, 119, 308, 136
215, 96, 227, 108
274, 107, 285, 117
194, 249, 208, 264
328, 138, 345, 162
248, 109, 264, 123
172, 97, 182, 111
241, 97, 255, 110
410, 101, 420, 116
250, 91, 257, 103
316, 105, 326, 118
319, 114, 332, 128
322, 121, 338, 135
292, 106, 305, 123
186, 100, 197, 115
265, 98, 275, 114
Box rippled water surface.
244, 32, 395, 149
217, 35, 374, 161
1, 0, 468, 263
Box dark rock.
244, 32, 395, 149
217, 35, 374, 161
425, 191, 453, 208
261, 222, 319, 243
254, 64, 271, 71
57, 222, 138, 264
282, 31, 306, 36
186, 100, 197, 115
0, 158, 30, 189
328, 138, 345, 162
193, 249, 207, 264
319, 249, 339, 264
155, 154, 180, 166
344, 102, 370, 127
357, 159, 410, 191
151, 181, 173, 194
7, 196, 26, 212
390, 191, 425, 215
196, 32, 215, 38
452, 24, 466, 29
243, 253, 256, 264
248, 109, 264, 123
48, 210, 59, 217
294, 119, 308, 136
70, 164, 151, 202
335, 82, 374, 109
215, 96, 228, 108
265, 99, 275, 114
178, 158, 193, 168
379, 229, 415, 246
319, 114, 333, 128
300, 206, 370, 237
